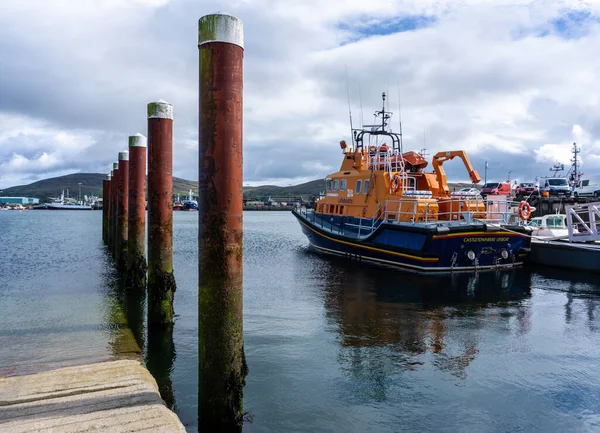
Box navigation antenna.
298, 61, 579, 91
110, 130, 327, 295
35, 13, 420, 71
344, 65, 355, 147
549, 162, 565, 177
397, 84, 404, 153
358, 83, 364, 128
569, 142, 582, 185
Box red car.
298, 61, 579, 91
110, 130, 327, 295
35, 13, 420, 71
480, 182, 511, 199
515, 182, 538, 198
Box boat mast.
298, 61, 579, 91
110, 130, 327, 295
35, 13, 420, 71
381, 92, 386, 131
344, 66, 355, 148
397, 84, 403, 154
569, 142, 582, 187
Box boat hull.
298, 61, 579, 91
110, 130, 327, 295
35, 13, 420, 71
293, 210, 531, 273
530, 239, 600, 273
46, 204, 92, 210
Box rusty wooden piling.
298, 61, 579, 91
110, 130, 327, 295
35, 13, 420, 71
116, 151, 130, 270
107, 170, 114, 249
102, 174, 111, 245
111, 162, 119, 258
198, 13, 247, 429
147, 100, 176, 327
127, 134, 147, 289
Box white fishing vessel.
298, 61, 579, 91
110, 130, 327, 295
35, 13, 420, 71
527, 214, 569, 240
46, 190, 92, 210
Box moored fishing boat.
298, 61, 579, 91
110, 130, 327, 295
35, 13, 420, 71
529, 201, 600, 272
292, 93, 532, 272
46, 191, 92, 210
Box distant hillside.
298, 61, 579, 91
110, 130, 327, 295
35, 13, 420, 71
2, 173, 197, 201
1, 172, 478, 202
242, 179, 325, 198
1, 173, 107, 201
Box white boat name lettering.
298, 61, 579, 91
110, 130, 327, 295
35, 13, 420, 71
463, 237, 509, 242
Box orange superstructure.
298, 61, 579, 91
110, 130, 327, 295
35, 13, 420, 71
315, 93, 485, 223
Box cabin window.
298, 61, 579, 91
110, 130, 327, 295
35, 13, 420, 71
364, 180, 370, 194
340, 179, 347, 191
356, 180, 362, 194
326, 179, 332, 191
333, 180, 339, 191
547, 216, 566, 228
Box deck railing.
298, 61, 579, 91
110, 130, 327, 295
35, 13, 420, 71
566, 201, 600, 242
295, 196, 526, 239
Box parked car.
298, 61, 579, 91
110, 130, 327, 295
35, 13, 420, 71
480, 182, 511, 199
573, 176, 600, 198
515, 182, 539, 198
451, 187, 481, 198
539, 177, 570, 196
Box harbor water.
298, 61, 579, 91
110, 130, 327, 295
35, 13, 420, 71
1, 211, 600, 432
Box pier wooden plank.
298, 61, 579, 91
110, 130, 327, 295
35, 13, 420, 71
0, 360, 185, 432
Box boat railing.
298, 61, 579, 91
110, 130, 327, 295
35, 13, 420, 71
295, 196, 527, 240
379, 196, 523, 225
566, 201, 600, 242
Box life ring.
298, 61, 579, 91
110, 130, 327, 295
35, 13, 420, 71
362, 207, 367, 217
518, 201, 531, 220
391, 174, 400, 193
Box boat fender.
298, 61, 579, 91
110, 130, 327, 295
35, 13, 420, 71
518, 201, 532, 220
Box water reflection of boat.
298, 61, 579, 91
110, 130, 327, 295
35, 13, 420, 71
317, 256, 532, 385
293, 93, 531, 272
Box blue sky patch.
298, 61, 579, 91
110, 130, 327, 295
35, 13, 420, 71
338, 15, 436, 43
513, 8, 600, 40
550, 9, 600, 39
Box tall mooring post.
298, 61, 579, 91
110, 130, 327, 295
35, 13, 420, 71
116, 151, 130, 270
107, 171, 114, 247
111, 162, 119, 258
147, 100, 176, 327
127, 134, 147, 288
102, 174, 111, 244
198, 14, 247, 429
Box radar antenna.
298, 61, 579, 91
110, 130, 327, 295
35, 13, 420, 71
344, 66, 355, 147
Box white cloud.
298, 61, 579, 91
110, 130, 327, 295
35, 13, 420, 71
1, 0, 600, 187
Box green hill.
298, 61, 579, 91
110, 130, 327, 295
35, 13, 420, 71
242, 179, 325, 199
1, 173, 198, 201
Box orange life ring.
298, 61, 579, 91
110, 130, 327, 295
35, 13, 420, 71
391, 174, 400, 193
518, 201, 531, 220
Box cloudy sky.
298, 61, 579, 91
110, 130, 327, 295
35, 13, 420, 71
1, 0, 600, 189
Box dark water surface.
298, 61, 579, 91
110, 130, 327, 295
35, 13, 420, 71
1, 210, 600, 432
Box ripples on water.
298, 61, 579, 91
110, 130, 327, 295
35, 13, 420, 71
1, 210, 600, 432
